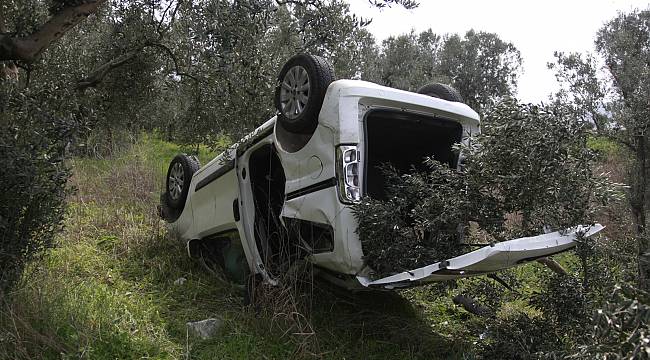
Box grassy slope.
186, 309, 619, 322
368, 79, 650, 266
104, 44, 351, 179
0, 136, 583, 359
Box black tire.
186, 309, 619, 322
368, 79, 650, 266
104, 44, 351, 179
417, 83, 463, 103
274, 54, 335, 134
165, 154, 199, 210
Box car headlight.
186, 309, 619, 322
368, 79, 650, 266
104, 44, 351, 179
336, 145, 361, 204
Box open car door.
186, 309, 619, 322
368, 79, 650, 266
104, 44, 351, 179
357, 224, 604, 289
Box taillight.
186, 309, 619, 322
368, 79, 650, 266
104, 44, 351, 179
336, 145, 361, 204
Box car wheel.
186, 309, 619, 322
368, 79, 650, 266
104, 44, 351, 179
274, 54, 335, 134
165, 154, 199, 210
417, 83, 463, 103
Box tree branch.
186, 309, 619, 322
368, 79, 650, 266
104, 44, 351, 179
452, 294, 494, 318
157, 0, 182, 35
487, 273, 515, 291
145, 42, 199, 83
367, 0, 419, 9
275, 0, 322, 6
0, 0, 107, 63
76, 41, 199, 90
76, 45, 146, 90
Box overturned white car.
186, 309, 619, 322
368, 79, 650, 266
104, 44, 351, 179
160, 54, 603, 290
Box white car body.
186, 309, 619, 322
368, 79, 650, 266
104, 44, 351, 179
167, 79, 603, 289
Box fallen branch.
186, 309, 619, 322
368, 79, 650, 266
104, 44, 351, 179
536, 257, 568, 275
452, 294, 494, 318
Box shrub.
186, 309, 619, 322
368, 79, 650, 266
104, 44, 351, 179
462, 99, 616, 239
571, 285, 650, 359
354, 98, 617, 278
0, 82, 76, 291
353, 161, 468, 276
480, 310, 561, 360
532, 274, 588, 332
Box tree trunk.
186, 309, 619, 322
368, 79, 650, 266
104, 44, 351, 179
0, 1, 107, 63
631, 134, 649, 290
0, 12, 18, 81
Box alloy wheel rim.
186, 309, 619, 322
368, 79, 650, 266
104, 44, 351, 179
279, 65, 310, 120
168, 162, 184, 200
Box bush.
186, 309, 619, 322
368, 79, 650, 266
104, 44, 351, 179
353, 161, 468, 276
480, 310, 562, 360
0, 82, 76, 292
469, 273, 590, 359
462, 99, 616, 239
532, 274, 588, 332
354, 99, 617, 278
571, 285, 650, 359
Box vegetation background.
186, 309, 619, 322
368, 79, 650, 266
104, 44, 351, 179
0, 0, 649, 358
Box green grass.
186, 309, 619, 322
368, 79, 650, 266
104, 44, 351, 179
0, 137, 292, 359
587, 135, 622, 157
0, 135, 572, 359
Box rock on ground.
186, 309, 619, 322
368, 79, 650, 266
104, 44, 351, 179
186, 317, 223, 339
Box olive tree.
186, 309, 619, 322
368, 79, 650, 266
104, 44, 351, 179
0, 81, 77, 292
0, 0, 417, 291
372, 30, 442, 91
550, 8, 650, 289
439, 30, 522, 114
355, 99, 614, 276
368, 29, 522, 114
